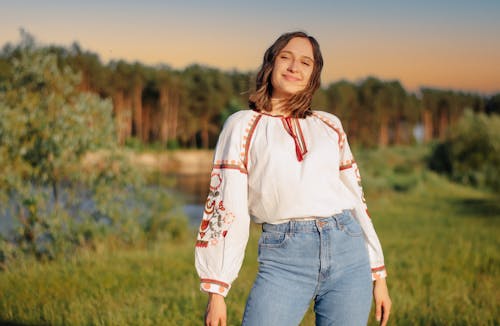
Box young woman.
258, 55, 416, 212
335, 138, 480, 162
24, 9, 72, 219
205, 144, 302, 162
195, 31, 391, 326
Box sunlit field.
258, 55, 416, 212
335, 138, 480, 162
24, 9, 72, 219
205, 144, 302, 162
0, 147, 498, 326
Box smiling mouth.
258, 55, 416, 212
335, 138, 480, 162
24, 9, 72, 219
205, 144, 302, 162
283, 74, 301, 82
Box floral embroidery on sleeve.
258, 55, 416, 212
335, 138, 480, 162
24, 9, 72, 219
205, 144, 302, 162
196, 172, 235, 248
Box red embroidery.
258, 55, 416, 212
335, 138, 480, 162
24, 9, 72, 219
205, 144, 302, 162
340, 161, 354, 171
209, 173, 222, 190
242, 114, 262, 171
197, 173, 236, 247
196, 240, 208, 248
213, 163, 245, 172
200, 278, 230, 288
371, 265, 385, 272
204, 198, 215, 215
200, 219, 210, 230
312, 112, 346, 150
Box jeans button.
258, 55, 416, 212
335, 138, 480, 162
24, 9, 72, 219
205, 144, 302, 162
316, 220, 327, 228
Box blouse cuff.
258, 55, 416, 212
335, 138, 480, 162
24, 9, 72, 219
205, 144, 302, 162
371, 266, 387, 281
200, 279, 231, 297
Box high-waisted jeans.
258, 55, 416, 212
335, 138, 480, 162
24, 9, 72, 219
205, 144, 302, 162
242, 210, 372, 326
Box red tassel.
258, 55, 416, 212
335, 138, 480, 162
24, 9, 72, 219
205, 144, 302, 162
283, 117, 306, 162
295, 137, 304, 161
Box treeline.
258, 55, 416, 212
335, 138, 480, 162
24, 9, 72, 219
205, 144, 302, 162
1, 31, 499, 148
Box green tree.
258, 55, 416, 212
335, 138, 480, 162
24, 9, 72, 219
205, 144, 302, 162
486, 93, 500, 115
0, 49, 115, 203
358, 77, 384, 147
182, 65, 232, 148
402, 93, 423, 144
0, 42, 157, 260
66, 42, 107, 94
428, 110, 500, 191
325, 80, 361, 141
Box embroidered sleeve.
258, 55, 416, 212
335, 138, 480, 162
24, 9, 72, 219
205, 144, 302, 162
194, 111, 256, 297
333, 115, 387, 281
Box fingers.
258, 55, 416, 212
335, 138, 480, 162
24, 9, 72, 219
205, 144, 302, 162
205, 319, 225, 326
375, 300, 382, 323
379, 301, 392, 326
373, 280, 392, 326
216, 316, 226, 326
205, 293, 227, 326
205, 310, 226, 326
205, 317, 226, 326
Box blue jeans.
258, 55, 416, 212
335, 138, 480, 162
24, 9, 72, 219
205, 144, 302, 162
242, 210, 372, 326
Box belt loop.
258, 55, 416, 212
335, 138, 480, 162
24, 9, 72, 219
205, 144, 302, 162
288, 220, 294, 234
337, 212, 345, 231
332, 214, 340, 230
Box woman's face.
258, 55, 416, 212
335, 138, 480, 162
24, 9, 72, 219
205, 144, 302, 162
271, 37, 314, 99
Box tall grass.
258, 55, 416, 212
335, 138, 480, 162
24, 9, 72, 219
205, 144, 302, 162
0, 147, 498, 325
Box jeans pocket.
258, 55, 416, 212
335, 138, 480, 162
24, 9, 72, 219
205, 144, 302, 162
259, 231, 290, 248
342, 216, 363, 237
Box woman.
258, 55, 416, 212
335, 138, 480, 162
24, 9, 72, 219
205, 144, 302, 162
195, 31, 391, 326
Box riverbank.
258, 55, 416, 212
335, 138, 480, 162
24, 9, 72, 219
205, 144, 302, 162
82, 149, 215, 175
0, 149, 214, 236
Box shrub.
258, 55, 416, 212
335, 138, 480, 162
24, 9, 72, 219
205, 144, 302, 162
428, 110, 500, 191
0, 37, 186, 264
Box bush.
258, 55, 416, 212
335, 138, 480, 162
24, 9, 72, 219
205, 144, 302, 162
0, 36, 186, 264
356, 146, 427, 194
428, 110, 500, 191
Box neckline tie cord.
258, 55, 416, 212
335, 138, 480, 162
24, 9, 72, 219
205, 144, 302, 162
282, 117, 308, 162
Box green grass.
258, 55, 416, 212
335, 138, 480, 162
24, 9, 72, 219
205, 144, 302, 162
1, 147, 499, 325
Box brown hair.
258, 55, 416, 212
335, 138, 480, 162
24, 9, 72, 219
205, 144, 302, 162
249, 31, 323, 118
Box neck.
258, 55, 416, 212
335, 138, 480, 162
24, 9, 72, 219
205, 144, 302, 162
270, 98, 289, 116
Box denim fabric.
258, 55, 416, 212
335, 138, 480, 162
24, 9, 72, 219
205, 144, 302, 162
242, 210, 372, 326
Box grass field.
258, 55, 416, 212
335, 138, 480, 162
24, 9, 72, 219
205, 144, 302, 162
0, 147, 499, 325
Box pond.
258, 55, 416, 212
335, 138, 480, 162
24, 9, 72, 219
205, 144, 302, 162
172, 172, 210, 226
0, 172, 211, 237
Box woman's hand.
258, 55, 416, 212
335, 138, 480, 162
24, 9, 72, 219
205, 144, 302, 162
205, 293, 227, 326
373, 278, 392, 326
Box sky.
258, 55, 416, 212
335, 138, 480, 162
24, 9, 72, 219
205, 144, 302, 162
1, 0, 499, 94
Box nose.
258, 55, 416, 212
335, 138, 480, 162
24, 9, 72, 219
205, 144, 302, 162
287, 59, 299, 72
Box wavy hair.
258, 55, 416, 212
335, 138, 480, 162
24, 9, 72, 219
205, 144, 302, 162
248, 31, 323, 118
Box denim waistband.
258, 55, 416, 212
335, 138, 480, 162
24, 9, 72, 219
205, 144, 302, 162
262, 209, 353, 233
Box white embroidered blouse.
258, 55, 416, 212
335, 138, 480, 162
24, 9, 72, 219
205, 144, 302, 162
195, 109, 387, 297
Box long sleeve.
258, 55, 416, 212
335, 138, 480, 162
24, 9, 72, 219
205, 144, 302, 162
336, 120, 387, 281
194, 111, 252, 297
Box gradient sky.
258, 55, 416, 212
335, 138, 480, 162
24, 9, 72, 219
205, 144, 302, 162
1, 0, 499, 94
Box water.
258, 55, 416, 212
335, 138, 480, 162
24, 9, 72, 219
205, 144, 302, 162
184, 203, 204, 227
170, 172, 209, 227
0, 187, 103, 238
0, 207, 15, 237
0, 173, 210, 236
